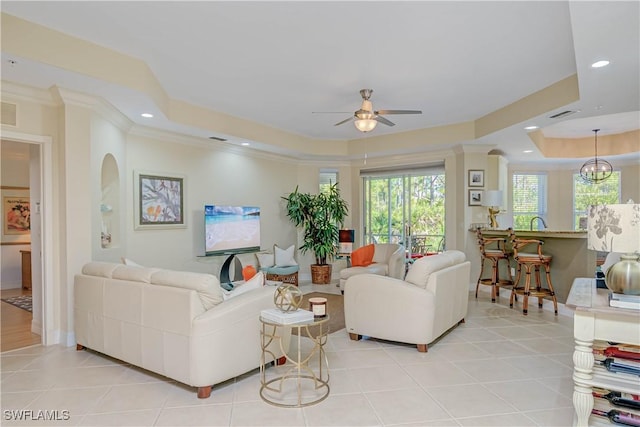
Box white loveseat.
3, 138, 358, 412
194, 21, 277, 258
339, 243, 405, 292
344, 250, 470, 352
74, 262, 290, 398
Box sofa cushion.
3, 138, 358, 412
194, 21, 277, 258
112, 265, 159, 283
150, 269, 223, 310
351, 244, 375, 267
82, 261, 119, 278
340, 264, 388, 280
274, 244, 297, 267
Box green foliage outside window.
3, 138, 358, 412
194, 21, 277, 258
573, 172, 620, 229
364, 173, 445, 250
512, 173, 547, 230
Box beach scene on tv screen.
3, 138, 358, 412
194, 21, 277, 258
205, 205, 260, 253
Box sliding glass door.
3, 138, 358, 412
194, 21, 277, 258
363, 169, 445, 255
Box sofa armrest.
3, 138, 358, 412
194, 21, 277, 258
190, 285, 291, 386
344, 274, 435, 344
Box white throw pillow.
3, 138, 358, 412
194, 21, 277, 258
121, 257, 143, 267
256, 252, 275, 268
223, 272, 264, 301
274, 244, 297, 267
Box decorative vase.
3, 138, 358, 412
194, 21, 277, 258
310, 264, 332, 284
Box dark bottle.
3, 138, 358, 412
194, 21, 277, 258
592, 408, 640, 427
594, 390, 640, 410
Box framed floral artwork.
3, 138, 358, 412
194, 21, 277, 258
134, 171, 186, 230
1, 186, 30, 244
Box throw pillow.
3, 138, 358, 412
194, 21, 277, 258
256, 252, 275, 268
242, 265, 257, 281
351, 244, 375, 267
222, 272, 264, 301
274, 244, 297, 267
120, 257, 143, 267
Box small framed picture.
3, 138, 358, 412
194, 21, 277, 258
468, 189, 484, 206
468, 170, 484, 187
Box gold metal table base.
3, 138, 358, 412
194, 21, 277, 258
260, 315, 330, 407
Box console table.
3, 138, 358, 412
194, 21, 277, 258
566, 278, 640, 426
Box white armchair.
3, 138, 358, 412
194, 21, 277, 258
339, 243, 405, 292
344, 250, 470, 352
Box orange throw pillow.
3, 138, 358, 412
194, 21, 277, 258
242, 265, 257, 281
351, 244, 375, 267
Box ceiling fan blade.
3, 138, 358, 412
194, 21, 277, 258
376, 115, 395, 126
334, 116, 354, 126
376, 109, 422, 115
312, 111, 351, 114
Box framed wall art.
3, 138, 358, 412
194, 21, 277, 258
468, 189, 484, 206
468, 170, 484, 187
1, 186, 31, 245
134, 171, 186, 230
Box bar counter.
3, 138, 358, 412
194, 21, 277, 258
473, 229, 596, 304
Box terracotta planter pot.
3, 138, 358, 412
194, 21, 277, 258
310, 264, 332, 284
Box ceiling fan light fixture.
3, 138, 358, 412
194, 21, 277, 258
354, 118, 377, 132
579, 129, 613, 184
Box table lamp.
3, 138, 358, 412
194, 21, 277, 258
482, 190, 503, 229
339, 229, 355, 254
587, 203, 640, 295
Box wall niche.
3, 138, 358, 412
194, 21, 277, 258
100, 154, 119, 249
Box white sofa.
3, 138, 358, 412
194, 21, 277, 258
74, 262, 290, 398
344, 250, 470, 352
339, 243, 405, 292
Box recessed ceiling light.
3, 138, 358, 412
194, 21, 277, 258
591, 60, 610, 68
241, 142, 250, 146
524, 125, 538, 130
141, 113, 154, 118
523, 150, 533, 153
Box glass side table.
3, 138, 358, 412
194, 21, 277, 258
259, 315, 330, 407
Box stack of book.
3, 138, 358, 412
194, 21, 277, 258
261, 308, 314, 324
609, 293, 640, 310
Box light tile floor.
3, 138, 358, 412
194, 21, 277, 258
1, 289, 577, 426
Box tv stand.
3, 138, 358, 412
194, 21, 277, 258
219, 253, 244, 291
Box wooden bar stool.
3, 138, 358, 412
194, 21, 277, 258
508, 229, 558, 315
475, 228, 514, 303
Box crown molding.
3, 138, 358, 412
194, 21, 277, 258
1, 80, 57, 106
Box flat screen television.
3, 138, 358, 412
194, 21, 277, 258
204, 205, 261, 256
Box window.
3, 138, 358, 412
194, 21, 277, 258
362, 166, 445, 253
319, 170, 338, 194
573, 171, 621, 230
512, 173, 547, 230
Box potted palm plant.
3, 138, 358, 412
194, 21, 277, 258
283, 183, 349, 284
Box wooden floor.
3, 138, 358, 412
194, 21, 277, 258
1, 288, 41, 352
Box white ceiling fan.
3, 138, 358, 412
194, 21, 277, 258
322, 89, 422, 133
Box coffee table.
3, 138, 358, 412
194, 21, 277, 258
259, 315, 330, 407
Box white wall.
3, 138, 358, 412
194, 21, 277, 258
120, 132, 316, 278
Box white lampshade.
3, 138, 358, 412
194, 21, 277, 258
482, 190, 503, 208
587, 203, 640, 295
587, 204, 640, 252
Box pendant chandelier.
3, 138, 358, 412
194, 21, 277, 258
580, 129, 613, 184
